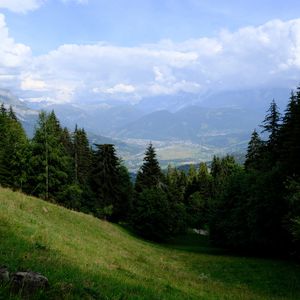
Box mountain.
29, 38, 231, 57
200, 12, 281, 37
0, 89, 38, 136
2, 87, 292, 171
35, 102, 144, 136
135, 92, 202, 113
133, 88, 291, 113
114, 105, 262, 147
198, 88, 291, 110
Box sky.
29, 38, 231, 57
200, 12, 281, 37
0, 0, 300, 104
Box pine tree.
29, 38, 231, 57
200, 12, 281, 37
277, 90, 300, 177
261, 99, 281, 147
73, 126, 92, 185
29, 111, 70, 201
135, 143, 164, 192
198, 162, 212, 199
90, 144, 121, 219
0, 105, 29, 189
187, 164, 197, 184
245, 129, 263, 170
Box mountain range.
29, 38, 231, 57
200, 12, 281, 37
0, 87, 291, 170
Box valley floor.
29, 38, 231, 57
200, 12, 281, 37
1, 187, 300, 300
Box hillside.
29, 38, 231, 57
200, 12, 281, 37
1, 188, 300, 300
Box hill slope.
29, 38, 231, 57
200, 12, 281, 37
1, 188, 300, 299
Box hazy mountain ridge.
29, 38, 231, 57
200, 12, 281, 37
0, 87, 291, 171
114, 105, 262, 146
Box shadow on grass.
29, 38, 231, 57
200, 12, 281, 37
117, 225, 300, 300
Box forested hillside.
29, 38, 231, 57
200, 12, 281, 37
1, 86, 300, 256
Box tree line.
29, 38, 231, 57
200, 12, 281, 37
1, 86, 300, 257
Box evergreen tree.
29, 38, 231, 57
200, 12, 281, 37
197, 162, 212, 199
0, 105, 29, 189
131, 188, 172, 241
73, 126, 92, 185
90, 144, 123, 219
135, 143, 164, 192
187, 164, 197, 184
29, 111, 70, 201
115, 163, 134, 221
245, 129, 264, 170
279, 90, 300, 176
261, 99, 281, 151
131, 145, 186, 241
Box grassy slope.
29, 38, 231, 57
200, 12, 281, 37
1, 188, 300, 300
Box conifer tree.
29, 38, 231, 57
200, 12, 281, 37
279, 90, 300, 176
245, 129, 263, 170
135, 143, 164, 192
90, 144, 122, 219
29, 111, 70, 201
198, 162, 212, 199
0, 105, 29, 189
261, 99, 281, 148
73, 126, 92, 185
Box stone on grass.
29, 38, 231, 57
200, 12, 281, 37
10, 271, 49, 294
0, 266, 10, 283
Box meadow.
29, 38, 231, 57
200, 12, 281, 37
1, 187, 300, 300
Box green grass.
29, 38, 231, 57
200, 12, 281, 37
1, 187, 300, 299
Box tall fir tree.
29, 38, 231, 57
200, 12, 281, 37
0, 104, 29, 189
73, 126, 92, 185
261, 99, 281, 170
245, 129, 264, 170
29, 111, 70, 201
135, 143, 164, 192
278, 90, 300, 176
90, 144, 122, 219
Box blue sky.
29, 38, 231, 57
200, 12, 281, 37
3, 0, 300, 54
0, 0, 300, 104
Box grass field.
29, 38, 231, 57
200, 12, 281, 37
1, 187, 300, 299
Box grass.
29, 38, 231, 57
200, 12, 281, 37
1, 187, 300, 299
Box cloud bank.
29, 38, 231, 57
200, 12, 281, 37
0, 13, 300, 104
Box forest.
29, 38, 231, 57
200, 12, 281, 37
0, 87, 300, 258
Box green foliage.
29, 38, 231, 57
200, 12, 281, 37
0, 104, 29, 190
290, 218, 300, 242
211, 155, 241, 197
28, 111, 70, 201
131, 188, 179, 241
208, 92, 300, 255
245, 129, 264, 170
209, 167, 288, 251
261, 99, 281, 146
132, 146, 186, 241
73, 126, 92, 185
185, 192, 207, 229
90, 144, 132, 221
285, 178, 300, 254
135, 143, 164, 192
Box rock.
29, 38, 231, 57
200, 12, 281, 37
0, 266, 10, 283
10, 271, 49, 294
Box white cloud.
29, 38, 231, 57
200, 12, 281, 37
21, 75, 48, 91
93, 84, 136, 95
1, 16, 300, 104
0, 14, 31, 89
0, 0, 44, 13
